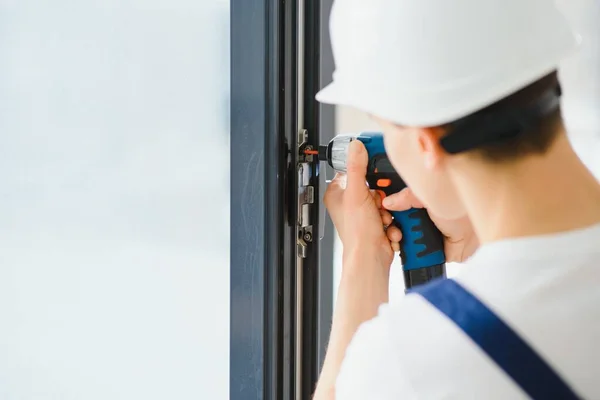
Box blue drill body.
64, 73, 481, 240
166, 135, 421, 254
321, 132, 447, 289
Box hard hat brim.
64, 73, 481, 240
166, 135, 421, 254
315, 60, 571, 127
315, 78, 495, 127
315, 81, 341, 107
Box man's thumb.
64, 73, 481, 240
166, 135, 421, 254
346, 140, 368, 189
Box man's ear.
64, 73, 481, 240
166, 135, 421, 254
416, 127, 446, 170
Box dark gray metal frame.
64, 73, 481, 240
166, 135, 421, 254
298, 0, 336, 395
230, 0, 335, 398
230, 0, 284, 398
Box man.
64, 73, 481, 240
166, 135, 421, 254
313, 0, 600, 399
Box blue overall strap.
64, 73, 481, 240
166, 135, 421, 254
412, 279, 581, 400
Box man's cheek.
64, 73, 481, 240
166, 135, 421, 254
384, 136, 408, 172
382, 133, 399, 162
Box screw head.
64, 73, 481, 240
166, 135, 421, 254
303, 232, 313, 242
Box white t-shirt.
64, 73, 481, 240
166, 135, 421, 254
336, 223, 600, 399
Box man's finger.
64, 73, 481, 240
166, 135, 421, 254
380, 209, 393, 226
345, 140, 369, 190
371, 190, 383, 208
386, 224, 402, 242
382, 188, 424, 211
330, 172, 347, 189
324, 173, 345, 208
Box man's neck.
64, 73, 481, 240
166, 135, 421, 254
450, 132, 600, 244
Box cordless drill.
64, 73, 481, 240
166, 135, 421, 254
314, 132, 446, 289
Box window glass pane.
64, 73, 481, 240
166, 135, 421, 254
0, 1, 229, 398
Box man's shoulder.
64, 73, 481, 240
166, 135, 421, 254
335, 297, 423, 400
375, 282, 472, 356
343, 280, 530, 399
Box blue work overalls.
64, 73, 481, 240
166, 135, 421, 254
413, 279, 582, 400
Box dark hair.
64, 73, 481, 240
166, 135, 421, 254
444, 71, 563, 162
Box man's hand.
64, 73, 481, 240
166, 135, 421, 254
382, 188, 480, 263
324, 140, 397, 269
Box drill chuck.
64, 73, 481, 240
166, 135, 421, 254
320, 134, 356, 172
318, 145, 329, 163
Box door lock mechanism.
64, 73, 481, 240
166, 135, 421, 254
297, 129, 315, 258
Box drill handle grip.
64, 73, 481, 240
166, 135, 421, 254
363, 156, 446, 288
390, 208, 447, 288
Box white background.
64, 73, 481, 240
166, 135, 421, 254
0, 1, 230, 399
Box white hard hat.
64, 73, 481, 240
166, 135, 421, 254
316, 0, 581, 127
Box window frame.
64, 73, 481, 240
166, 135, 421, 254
229, 0, 284, 398
230, 0, 335, 398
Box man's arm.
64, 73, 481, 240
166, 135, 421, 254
312, 141, 395, 399
313, 248, 390, 399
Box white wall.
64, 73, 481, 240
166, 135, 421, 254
0, 1, 229, 399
